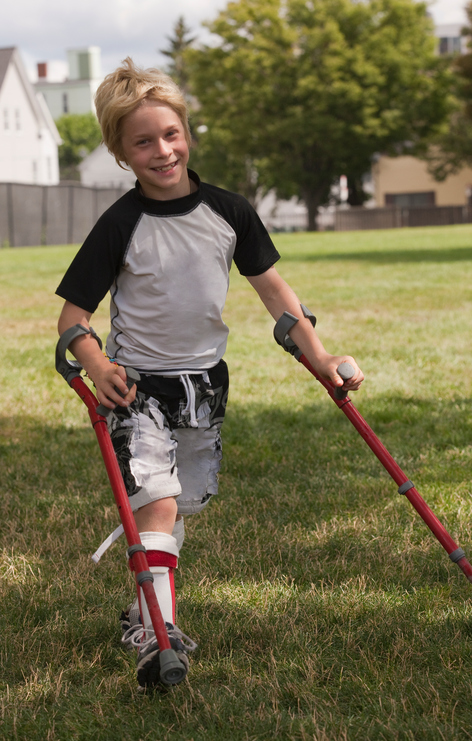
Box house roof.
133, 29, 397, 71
0, 46, 61, 144
0, 47, 15, 90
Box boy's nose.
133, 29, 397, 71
155, 139, 172, 157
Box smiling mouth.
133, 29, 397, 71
152, 162, 177, 173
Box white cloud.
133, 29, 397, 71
429, 0, 467, 25
2, 0, 227, 80
1, 0, 467, 82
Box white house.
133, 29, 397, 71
0, 47, 61, 185
35, 47, 102, 120
79, 143, 136, 188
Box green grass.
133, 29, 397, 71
1, 225, 472, 740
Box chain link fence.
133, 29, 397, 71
0, 182, 128, 247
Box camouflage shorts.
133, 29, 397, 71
107, 360, 229, 515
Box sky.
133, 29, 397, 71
0, 0, 469, 83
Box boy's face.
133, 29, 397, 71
120, 100, 191, 200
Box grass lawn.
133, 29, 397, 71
1, 225, 472, 740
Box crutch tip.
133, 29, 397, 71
158, 648, 189, 685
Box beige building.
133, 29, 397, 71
372, 155, 472, 208
370, 22, 472, 210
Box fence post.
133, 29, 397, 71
67, 185, 74, 244
6, 183, 14, 247
41, 184, 48, 245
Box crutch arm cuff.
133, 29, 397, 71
273, 305, 317, 359
55, 324, 102, 385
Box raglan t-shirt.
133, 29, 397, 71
56, 170, 280, 372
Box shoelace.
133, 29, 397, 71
121, 623, 198, 653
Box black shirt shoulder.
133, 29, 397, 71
55, 188, 143, 313
198, 180, 280, 276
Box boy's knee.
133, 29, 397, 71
134, 496, 178, 532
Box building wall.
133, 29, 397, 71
35, 48, 102, 119
35, 79, 100, 119
0, 61, 59, 184
67, 47, 101, 82
372, 155, 472, 207
79, 143, 136, 188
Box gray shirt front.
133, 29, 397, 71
56, 171, 280, 372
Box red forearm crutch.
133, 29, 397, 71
56, 325, 187, 685
274, 307, 472, 585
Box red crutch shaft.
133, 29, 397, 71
299, 355, 472, 584
69, 376, 172, 650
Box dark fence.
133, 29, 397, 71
0, 182, 128, 247
334, 204, 472, 231
3, 183, 472, 245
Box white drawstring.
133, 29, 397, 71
179, 374, 198, 428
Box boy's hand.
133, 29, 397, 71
58, 303, 137, 409
88, 361, 137, 410
315, 354, 364, 391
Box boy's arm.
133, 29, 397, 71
58, 300, 136, 409
246, 266, 364, 391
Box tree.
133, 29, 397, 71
422, 1, 472, 182
159, 16, 196, 94
186, 0, 453, 229
56, 113, 102, 181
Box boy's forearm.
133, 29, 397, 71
57, 301, 108, 377
246, 268, 330, 365
58, 300, 135, 408
247, 266, 363, 389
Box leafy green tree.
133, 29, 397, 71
55, 113, 102, 181
189, 123, 264, 206
423, 2, 472, 182
186, 0, 453, 229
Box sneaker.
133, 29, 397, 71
120, 602, 143, 650
121, 603, 197, 689
135, 623, 197, 688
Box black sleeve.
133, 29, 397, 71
55, 198, 135, 314
233, 202, 281, 276
201, 184, 280, 276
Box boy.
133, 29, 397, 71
56, 58, 363, 689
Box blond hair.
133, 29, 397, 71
94, 57, 191, 168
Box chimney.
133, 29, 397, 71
37, 62, 48, 79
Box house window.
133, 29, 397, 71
62, 93, 69, 114
3, 108, 9, 130
15, 109, 21, 131
385, 192, 436, 208
439, 36, 461, 55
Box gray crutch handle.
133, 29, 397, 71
335, 362, 355, 400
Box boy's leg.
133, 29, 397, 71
108, 394, 197, 686
110, 366, 227, 686
133, 497, 179, 627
